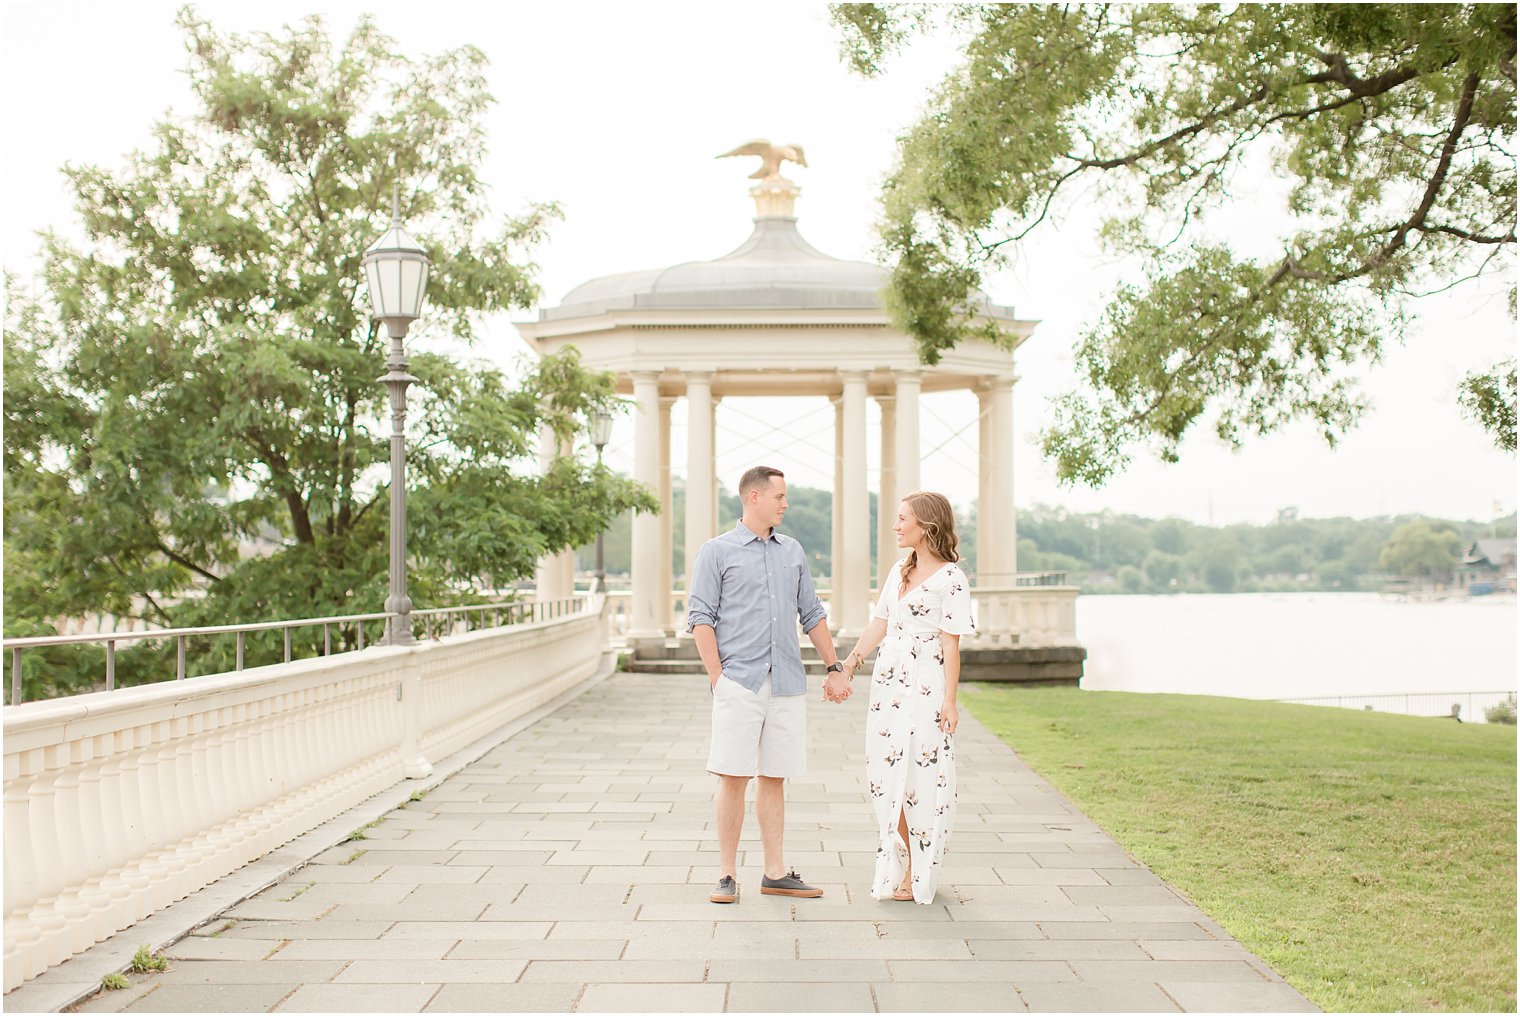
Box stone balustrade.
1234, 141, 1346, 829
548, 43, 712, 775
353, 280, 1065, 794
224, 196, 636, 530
2, 595, 606, 991
604, 584, 1079, 648
968, 585, 1080, 648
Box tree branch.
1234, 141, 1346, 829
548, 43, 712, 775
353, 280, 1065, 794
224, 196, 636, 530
155, 540, 224, 584
242, 426, 317, 545
1266, 71, 1484, 288
1423, 223, 1516, 245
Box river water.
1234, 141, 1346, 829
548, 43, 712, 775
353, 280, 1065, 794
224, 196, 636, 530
1075, 592, 1518, 722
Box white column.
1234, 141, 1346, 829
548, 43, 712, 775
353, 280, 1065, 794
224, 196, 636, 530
711, 397, 722, 536
629, 371, 664, 643
685, 372, 715, 591
840, 372, 870, 635
876, 394, 897, 588
894, 370, 922, 498
979, 373, 1017, 585
659, 395, 675, 634
831, 396, 844, 615
977, 385, 997, 586
991, 373, 1017, 581
534, 427, 575, 600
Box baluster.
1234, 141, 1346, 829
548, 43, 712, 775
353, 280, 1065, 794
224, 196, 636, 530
105, 726, 150, 933
219, 702, 252, 854
153, 719, 193, 904
4, 749, 43, 979
246, 697, 280, 855
43, 740, 91, 963
308, 684, 336, 810
73, 735, 117, 943
129, 722, 173, 912
173, 713, 213, 887
197, 709, 235, 877
341, 673, 367, 788
261, 695, 290, 846
279, 689, 311, 834
24, 751, 66, 978
224, 702, 254, 860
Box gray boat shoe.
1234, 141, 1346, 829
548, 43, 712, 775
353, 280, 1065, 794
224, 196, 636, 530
709, 875, 739, 904
760, 869, 823, 898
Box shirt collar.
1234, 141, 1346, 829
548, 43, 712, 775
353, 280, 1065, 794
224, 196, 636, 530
732, 519, 778, 544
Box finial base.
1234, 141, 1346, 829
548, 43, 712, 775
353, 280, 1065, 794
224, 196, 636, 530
751, 179, 801, 219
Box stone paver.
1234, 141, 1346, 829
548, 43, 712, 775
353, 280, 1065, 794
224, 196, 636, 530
727, 980, 877, 1011
273, 983, 438, 1012
423, 983, 581, 1012
56, 671, 1317, 1013
874, 982, 1027, 1012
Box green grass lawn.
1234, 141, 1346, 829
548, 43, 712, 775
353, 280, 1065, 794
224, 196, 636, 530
960, 686, 1517, 1013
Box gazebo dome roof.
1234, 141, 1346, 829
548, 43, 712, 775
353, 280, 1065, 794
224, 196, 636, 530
540, 215, 890, 321
535, 186, 1017, 323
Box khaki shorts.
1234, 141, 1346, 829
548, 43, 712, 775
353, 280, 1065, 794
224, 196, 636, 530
707, 673, 806, 779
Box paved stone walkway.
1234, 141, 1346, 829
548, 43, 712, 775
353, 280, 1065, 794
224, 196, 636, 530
69, 672, 1316, 1013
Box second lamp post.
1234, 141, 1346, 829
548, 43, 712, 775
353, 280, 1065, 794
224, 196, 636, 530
588, 409, 613, 592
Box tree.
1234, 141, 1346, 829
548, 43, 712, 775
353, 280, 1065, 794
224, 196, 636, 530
3, 11, 655, 683
1380, 519, 1462, 580
833, 3, 1516, 484
1143, 549, 1186, 591
1195, 535, 1242, 593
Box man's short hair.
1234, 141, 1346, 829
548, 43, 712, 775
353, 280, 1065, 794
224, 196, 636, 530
739, 465, 784, 499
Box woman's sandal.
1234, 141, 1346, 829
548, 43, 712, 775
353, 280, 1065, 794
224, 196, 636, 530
892, 878, 914, 901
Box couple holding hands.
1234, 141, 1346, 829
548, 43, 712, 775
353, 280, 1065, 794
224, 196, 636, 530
687, 465, 973, 906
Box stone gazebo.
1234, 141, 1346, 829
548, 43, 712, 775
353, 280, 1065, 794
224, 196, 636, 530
517, 158, 1082, 683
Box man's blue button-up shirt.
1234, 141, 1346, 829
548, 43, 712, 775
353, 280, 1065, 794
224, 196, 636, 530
685, 521, 827, 697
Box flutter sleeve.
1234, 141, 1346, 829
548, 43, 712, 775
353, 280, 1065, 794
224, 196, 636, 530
939, 565, 975, 636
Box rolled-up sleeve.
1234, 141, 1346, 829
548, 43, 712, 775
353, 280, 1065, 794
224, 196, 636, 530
795, 551, 827, 633
686, 542, 721, 632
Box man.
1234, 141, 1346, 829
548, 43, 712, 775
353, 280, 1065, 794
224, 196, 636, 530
687, 465, 853, 904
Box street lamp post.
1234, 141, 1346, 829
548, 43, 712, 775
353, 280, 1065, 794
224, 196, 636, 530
588, 410, 613, 592
362, 188, 431, 646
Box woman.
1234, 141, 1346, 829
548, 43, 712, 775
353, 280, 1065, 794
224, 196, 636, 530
839, 491, 973, 904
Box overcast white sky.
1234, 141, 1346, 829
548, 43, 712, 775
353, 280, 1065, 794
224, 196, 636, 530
4, 2, 1515, 526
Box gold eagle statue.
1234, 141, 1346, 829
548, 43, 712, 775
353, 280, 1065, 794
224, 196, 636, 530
717, 139, 808, 182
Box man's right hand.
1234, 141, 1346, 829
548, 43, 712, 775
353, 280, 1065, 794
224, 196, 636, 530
822, 671, 852, 703
709, 671, 722, 692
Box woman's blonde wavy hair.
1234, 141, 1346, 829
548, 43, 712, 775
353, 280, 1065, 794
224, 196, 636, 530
897, 491, 960, 595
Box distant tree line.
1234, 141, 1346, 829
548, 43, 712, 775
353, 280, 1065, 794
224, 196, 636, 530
1013, 507, 1512, 594
579, 482, 1514, 594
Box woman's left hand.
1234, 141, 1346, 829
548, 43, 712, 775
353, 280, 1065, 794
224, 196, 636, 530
939, 701, 959, 736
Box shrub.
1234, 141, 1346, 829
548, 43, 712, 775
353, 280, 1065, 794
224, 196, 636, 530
1484, 694, 1516, 725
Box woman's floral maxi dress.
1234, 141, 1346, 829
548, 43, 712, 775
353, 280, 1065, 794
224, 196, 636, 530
866, 559, 975, 904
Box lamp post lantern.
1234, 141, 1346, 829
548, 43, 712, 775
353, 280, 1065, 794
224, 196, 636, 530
588, 409, 613, 591
363, 188, 431, 646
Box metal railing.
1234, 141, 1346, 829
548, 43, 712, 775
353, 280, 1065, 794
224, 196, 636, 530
4, 595, 591, 706
970, 571, 1070, 587
1274, 690, 1516, 724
